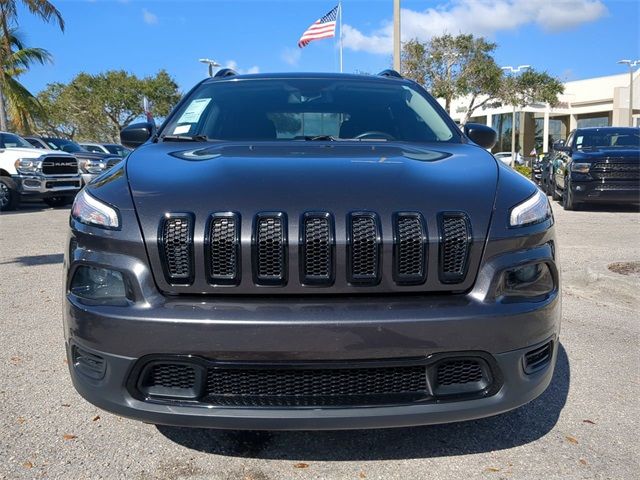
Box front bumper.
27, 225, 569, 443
64, 236, 561, 429
12, 174, 82, 198
571, 179, 640, 204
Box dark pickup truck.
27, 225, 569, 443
551, 127, 640, 210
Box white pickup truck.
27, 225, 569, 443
0, 132, 83, 211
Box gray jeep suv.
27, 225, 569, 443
64, 70, 560, 430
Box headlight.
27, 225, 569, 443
570, 162, 591, 174
14, 158, 40, 174
497, 262, 555, 300
79, 159, 107, 174
509, 189, 551, 227
71, 189, 120, 229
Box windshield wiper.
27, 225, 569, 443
304, 135, 339, 141
161, 134, 209, 142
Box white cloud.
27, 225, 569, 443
343, 0, 607, 55
142, 8, 158, 25
281, 47, 302, 66
224, 60, 260, 75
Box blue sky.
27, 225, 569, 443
19, 0, 640, 95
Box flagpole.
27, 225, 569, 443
339, 0, 343, 73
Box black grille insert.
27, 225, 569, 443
253, 213, 287, 285
591, 162, 640, 180
205, 364, 428, 407
439, 213, 471, 284
41, 156, 78, 175
300, 212, 334, 286
159, 215, 194, 284
206, 213, 240, 285
348, 213, 382, 285
433, 358, 490, 396
393, 213, 427, 285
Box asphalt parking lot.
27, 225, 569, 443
1, 201, 638, 480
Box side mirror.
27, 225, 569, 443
553, 140, 569, 152
464, 123, 497, 149
120, 121, 156, 149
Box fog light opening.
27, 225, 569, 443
72, 345, 106, 380
523, 341, 553, 374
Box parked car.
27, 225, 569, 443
79, 142, 131, 158
550, 127, 640, 210
493, 151, 524, 166
64, 70, 560, 430
0, 131, 82, 210
532, 154, 551, 189
25, 136, 121, 184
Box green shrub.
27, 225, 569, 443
514, 165, 532, 178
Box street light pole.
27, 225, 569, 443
199, 58, 221, 77
501, 65, 531, 167
617, 59, 639, 127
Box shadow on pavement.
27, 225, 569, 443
157, 344, 570, 460
0, 253, 64, 266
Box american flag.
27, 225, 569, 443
298, 5, 338, 48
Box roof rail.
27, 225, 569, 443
214, 68, 238, 78
378, 69, 403, 79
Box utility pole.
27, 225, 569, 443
393, 0, 401, 72
501, 65, 531, 167
617, 59, 639, 127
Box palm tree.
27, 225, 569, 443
0, 0, 64, 130
0, 28, 51, 132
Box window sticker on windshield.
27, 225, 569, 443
177, 98, 211, 124
173, 124, 191, 135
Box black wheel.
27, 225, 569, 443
562, 178, 579, 211
44, 196, 73, 208
0, 177, 20, 211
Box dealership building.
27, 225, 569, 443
448, 71, 640, 155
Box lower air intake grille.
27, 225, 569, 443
301, 213, 334, 285
207, 213, 240, 285
160, 215, 193, 284
348, 213, 381, 285
151, 364, 196, 389
254, 213, 287, 285
439, 213, 471, 284
436, 360, 483, 386
204, 364, 428, 407
394, 213, 427, 285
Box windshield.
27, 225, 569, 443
0, 133, 33, 149
162, 78, 458, 143
44, 138, 86, 153
575, 128, 640, 150
104, 144, 131, 157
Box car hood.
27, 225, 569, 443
126, 141, 499, 294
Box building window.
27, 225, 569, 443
577, 116, 610, 128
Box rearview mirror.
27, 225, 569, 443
120, 122, 156, 149
464, 123, 497, 149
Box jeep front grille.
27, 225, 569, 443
156, 210, 474, 290
348, 213, 381, 285
253, 213, 287, 285
159, 215, 193, 284
439, 213, 471, 283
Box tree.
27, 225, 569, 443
38, 70, 181, 142
401, 34, 564, 124
0, 28, 51, 133
0, 0, 64, 130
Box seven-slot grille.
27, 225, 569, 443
41, 156, 78, 175
301, 213, 334, 285
159, 215, 193, 284
439, 213, 472, 284
157, 211, 473, 288
206, 213, 240, 285
348, 213, 382, 285
253, 213, 287, 285
394, 213, 427, 285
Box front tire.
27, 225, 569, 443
562, 178, 579, 211
44, 196, 73, 208
551, 179, 561, 201
0, 177, 20, 211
